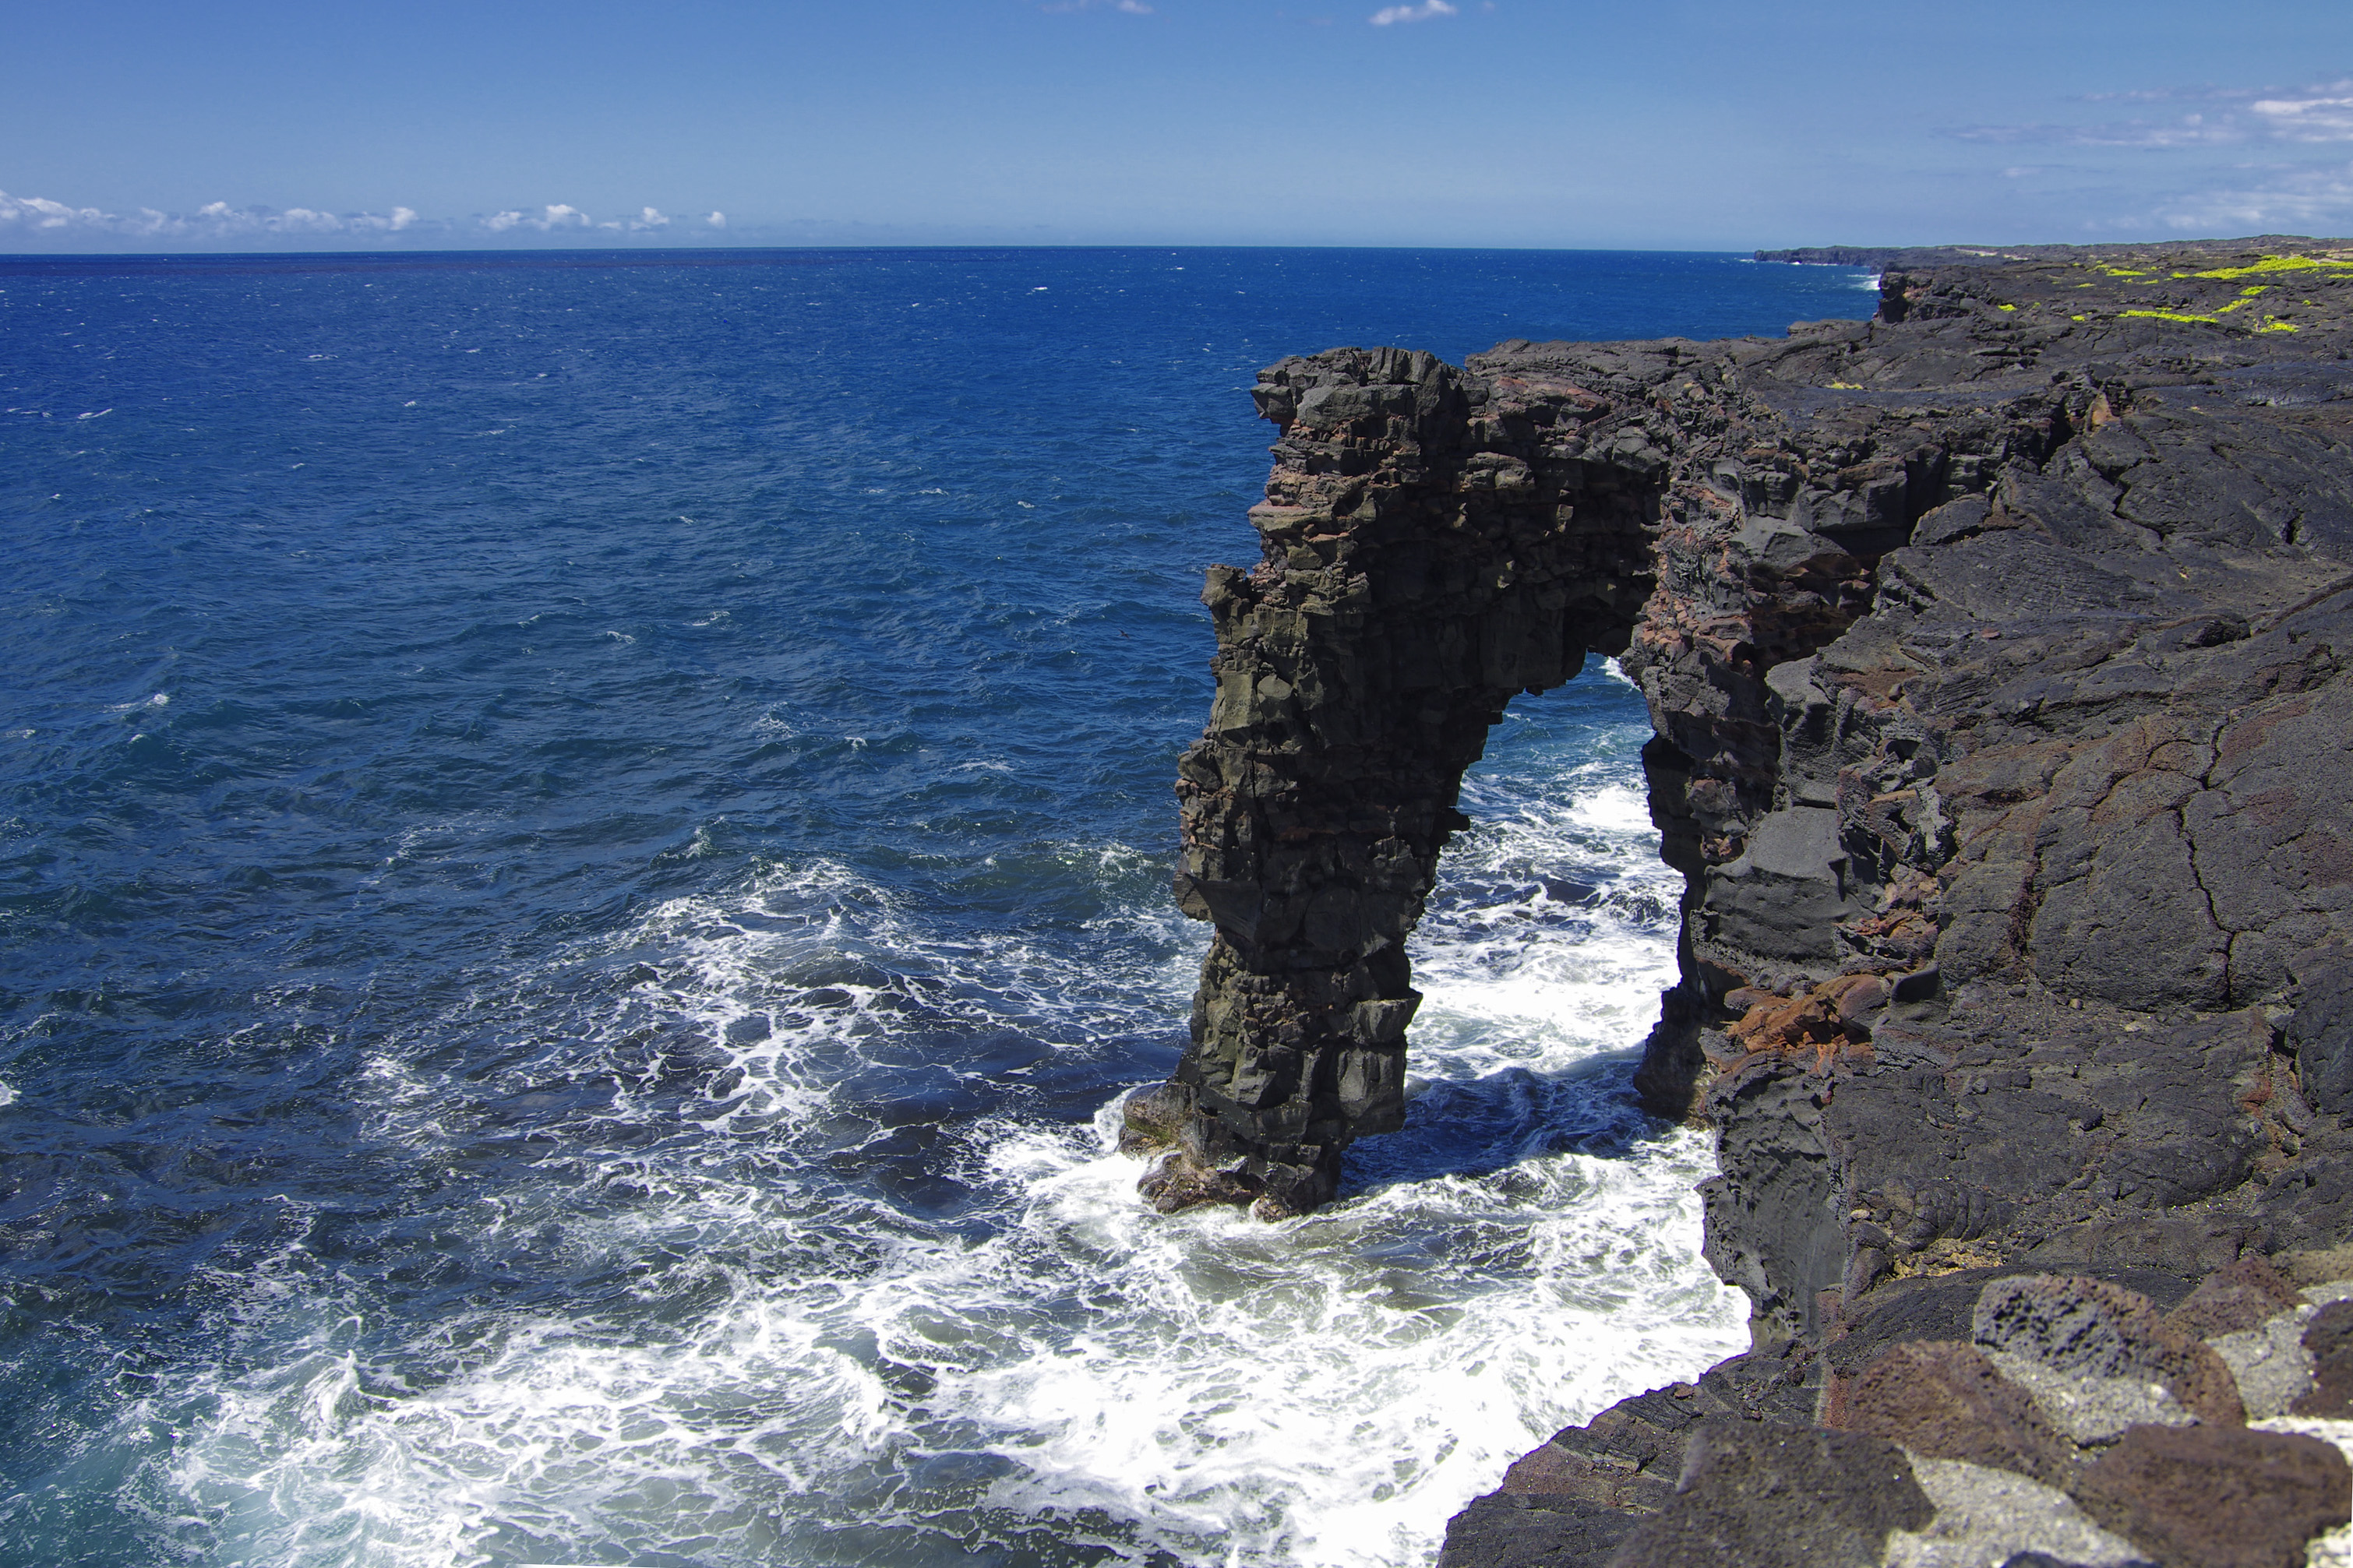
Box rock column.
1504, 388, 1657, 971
1124, 346, 1656, 1217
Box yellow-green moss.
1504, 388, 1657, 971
2180, 255, 2353, 281
2117, 304, 2301, 333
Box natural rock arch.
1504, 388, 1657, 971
1120, 345, 1667, 1217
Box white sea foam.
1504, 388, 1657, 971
1569, 781, 1653, 834
130, 710, 1739, 1568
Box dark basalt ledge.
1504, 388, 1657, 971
1119, 236, 2353, 1563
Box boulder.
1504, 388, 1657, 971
2066, 1424, 2349, 1568
1603, 1422, 1933, 1568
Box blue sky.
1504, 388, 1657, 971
4, 0, 2351, 251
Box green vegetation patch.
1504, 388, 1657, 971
2115, 307, 2299, 333
2177, 255, 2353, 281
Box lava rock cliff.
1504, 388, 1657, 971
1124, 238, 2353, 1563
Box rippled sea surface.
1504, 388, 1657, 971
0, 247, 1872, 1567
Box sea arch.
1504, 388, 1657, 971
1120, 344, 1674, 1217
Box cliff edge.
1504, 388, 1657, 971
1123, 238, 2353, 1563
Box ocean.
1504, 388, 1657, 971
0, 246, 1874, 1568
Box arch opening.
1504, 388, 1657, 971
1120, 346, 1667, 1217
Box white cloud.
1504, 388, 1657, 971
1040, 0, 1152, 12
0, 189, 724, 245
1954, 115, 2235, 148
0, 189, 429, 238
1954, 77, 2353, 148
2148, 158, 2353, 231
1370, 0, 1454, 22
2250, 87, 2353, 143
0, 191, 111, 229
475, 203, 598, 232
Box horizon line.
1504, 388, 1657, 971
2, 233, 2334, 270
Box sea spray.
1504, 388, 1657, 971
0, 247, 1865, 1566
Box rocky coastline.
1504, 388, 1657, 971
1122, 239, 2353, 1563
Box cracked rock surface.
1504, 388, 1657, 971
1444, 1262, 2353, 1568
1114, 235, 2353, 1560
1127, 239, 2353, 1256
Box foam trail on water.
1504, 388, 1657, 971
118, 691, 1739, 1568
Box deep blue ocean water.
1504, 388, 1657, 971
0, 247, 1873, 1568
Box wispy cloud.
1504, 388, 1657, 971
1040, 0, 1152, 12
0, 190, 420, 238
1370, 0, 1454, 22
483, 203, 591, 231
2147, 159, 2353, 231
1953, 77, 2353, 147
2249, 87, 2353, 143
0, 189, 730, 243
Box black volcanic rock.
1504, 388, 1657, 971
1134, 235, 2353, 1563
1131, 238, 2353, 1254
2292, 956, 2353, 1115
1599, 1422, 1933, 1568
1971, 1274, 2244, 1428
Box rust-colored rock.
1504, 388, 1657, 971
1974, 1274, 2245, 1428
2164, 1255, 2304, 1341
1829, 1339, 2071, 1483
1723, 974, 1891, 1069
2068, 1424, 2349, 1568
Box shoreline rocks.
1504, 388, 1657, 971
1131, 236, 2353, 1560
1445, 1261, 2353, 1568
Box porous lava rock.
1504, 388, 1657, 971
1131, 238, 2353, 1274
1827, 1340, 2072, 1483
2293, 1298, 2353, 1417
1131, 235, 2353, 1566
2066, 1423, 2349, 1568
1600, 1422, 1933, 1568
1972, 1274, 2244, 1428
